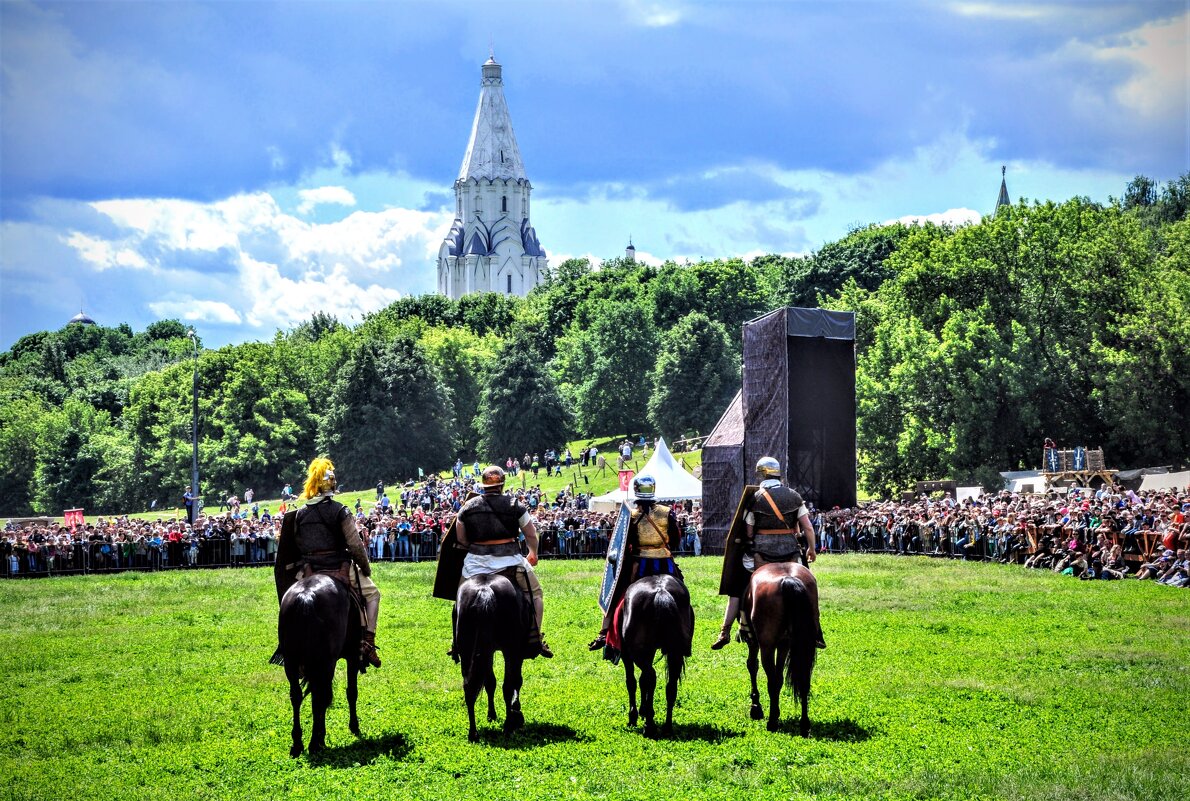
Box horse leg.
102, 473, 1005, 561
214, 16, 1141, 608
286, 670, 304, 758
623, 657, 638, 727
346, 658, 360, 737
662, 652, 681, 737
485, 664, 498, 722
308, 671, 331, 754
502, 656, 525, 734
763, 645, 785, 733
639, 656, 658, 738
747, 642, 764, 721
799, 678, 811, 738
463, 651, 491, 742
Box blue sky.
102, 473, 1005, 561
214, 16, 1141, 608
1, 0, 1186, 348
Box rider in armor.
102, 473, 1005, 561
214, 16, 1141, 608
711, 456, 825, 651
274, 457, 382, 669
454, 465, 553, 659
588, 474, 685, 652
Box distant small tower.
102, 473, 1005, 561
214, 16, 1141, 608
68, 310, 97, 326
625, 238, 636, 263
995, 165, 1010, 215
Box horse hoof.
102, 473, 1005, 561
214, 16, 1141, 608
309, 741, 324, 755
350, 722, 361, 737
468, 729, 479, 743
750, 705, 765, 721
661, 723, 673, 738
766, 719, 780, 733
800, 722, 811, 738
628, 711, 638, 727
644, 723, 659, 739
487, 710, 499, 722
289, 743, 303, 758
504, 710, 524, 733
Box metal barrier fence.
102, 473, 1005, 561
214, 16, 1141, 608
3, 526, 706, 578
1, 538, 277, 578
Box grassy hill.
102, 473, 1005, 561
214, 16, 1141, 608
1, 556, 1186, 800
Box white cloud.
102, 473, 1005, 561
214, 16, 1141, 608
948, 3, 1055, 21
297, 185, 357, 215
1090, 13, 1188, 118
54, 187, 450, 336
620, 0, 683, 27
147, 299, 243, 325
883, 208, 983, 228
63, 232, 149, 270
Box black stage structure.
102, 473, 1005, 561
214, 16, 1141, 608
701, 307, 856, 552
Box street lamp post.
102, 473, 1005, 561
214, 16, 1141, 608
187, 327, 200, 522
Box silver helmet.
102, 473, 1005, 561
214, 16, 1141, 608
755, 456, 782, 479
632, 474, 657, 500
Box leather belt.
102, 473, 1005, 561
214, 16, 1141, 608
475, 537, 515, 545
756, 528, 797, 536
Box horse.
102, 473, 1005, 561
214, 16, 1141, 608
619, 574, 694, 738
455, 573, 529, 741
278, 573, 362, 757
743, 561, 819, 735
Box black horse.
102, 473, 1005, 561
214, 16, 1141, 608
278, 573, 362, 757
619, 574, 694, 738
455, 573, 528, 741
743, 562, 818, 735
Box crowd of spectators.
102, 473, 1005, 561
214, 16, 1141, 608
5, 471, 1185, 590
814, 486, 1189, 587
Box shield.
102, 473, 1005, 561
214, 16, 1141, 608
598, 501, 632, 613
718, 485, 758, 596
432, 492, 477, 601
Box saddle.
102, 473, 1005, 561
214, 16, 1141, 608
298, 561, 368, 629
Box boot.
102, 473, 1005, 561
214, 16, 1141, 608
360, 630, 382, 669
816, 623, 827, 650
710, 628, 732, 650
538, 637, 554, 659
588, 631, 607, 651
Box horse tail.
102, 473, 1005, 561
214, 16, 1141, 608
654, 586, 689, 685
780, 576, 816, 704
280, 591, 318, 698
458, 581, 499, 660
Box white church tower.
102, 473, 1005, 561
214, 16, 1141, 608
438, 56, 547, 299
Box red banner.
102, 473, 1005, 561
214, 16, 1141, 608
618, 470, 635, 492
64, 508, 85, 529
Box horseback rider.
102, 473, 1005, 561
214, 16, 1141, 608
588, 474, 685, 652
453, 465, 554, 659
274, 457, 382, 669
711, 456, 826, 651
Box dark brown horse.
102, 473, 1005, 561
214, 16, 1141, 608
278, 573, 362, 757
619, 574, 694, 738
456, 573, 528, 741
743, 562, 819, 735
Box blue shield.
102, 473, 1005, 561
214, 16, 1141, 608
599, 502, 632, 612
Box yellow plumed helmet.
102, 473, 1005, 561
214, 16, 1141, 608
302, 457, 337, 499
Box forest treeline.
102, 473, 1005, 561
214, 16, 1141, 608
1, 175, 1187, 515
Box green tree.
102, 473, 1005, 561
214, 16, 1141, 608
476, 334, 572, 459
317, 337, 453, 483
647, 312, 738, 440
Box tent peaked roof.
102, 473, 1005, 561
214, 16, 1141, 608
589, 437, 703, 510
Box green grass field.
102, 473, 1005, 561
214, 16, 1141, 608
1, 556, 1187, 801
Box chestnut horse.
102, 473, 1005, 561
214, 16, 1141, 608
619, 574, 694, 738
455, 573, 528, 741
743, 561, 819, 735
278, 573, 361, 757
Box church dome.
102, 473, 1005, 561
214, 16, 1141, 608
68, 310, 97, 326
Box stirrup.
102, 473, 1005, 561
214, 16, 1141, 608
710, 631, 732, 650
588, 633, 607, 651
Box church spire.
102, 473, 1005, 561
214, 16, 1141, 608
995, 165, 1010, 214
458, 55, 527, 182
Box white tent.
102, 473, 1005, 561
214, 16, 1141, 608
1139, 470, 1190, 492
589, 437, 703, 512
